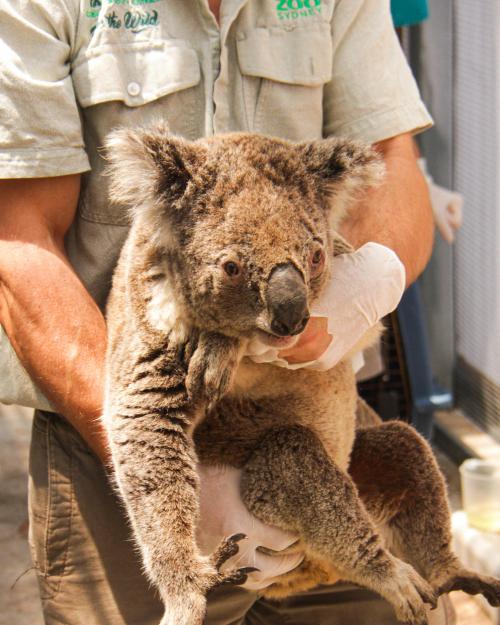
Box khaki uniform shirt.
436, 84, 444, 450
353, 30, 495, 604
0, 0, 432, 408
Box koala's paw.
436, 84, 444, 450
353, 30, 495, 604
199, 533, 256, 591
382, 559, 437, 625
159, 538, 254, 625
186, 333, 241, 408
436, 567, 500, 607
209, 533, 258, 586
210, 532, 247, 569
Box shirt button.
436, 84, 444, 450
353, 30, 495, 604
127, 82, 141, 97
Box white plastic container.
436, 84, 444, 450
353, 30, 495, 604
460, 458, 500, 533
452, 511, 500, 624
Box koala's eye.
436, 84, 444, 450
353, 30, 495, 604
223, 260, 241, 278
312, 250, 323, 265
310, 247, 325, 277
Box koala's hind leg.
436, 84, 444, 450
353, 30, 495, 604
349, 421, 500, 607
241, 425, 436, 625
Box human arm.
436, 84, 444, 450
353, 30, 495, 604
0, 175, 110, 462
340, 132, 434, 287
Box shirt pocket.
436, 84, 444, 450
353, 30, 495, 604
29, 412, 74, 600
236, 24, 333, 141
71, 40, 202, 226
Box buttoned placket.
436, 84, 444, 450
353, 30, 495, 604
213, 0, 249, 134
197, 0, 249, 136
196, 0, 221, 137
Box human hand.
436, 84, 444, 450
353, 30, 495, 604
428, 181, 463, 244
245, 242, 405, 371
277, 316, 332, 364
418, 157, 463, 244
196, 464, 303, 590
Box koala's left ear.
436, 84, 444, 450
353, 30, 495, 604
300, 138, 385, 227
105, 122, 208, 225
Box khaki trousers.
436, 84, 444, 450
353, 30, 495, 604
29, 411, 455, 625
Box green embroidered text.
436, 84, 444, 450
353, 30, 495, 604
275, 0, 321, 20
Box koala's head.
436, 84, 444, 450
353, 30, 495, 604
106, 125, 383, 348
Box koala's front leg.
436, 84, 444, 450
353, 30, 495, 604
241, 426, 437, 625
104, 336, 247, 625
186, 331, 242, 408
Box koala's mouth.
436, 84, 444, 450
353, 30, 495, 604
255, 329, 301, 349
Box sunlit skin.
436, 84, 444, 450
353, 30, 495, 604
279, 317, 332, 363
0, 175, 110, 462
208, 0, 221, 23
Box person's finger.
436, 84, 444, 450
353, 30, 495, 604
279, 317, 332, 363
217, 516, 299, 564
446, 197, 463, 230
244, 514, 299, 551
240, 551, 305, 590
436, 216, 454, 244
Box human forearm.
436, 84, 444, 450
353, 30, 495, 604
0, 175, 109, 463
340, 133, 434, 286
0, 240, 109, 461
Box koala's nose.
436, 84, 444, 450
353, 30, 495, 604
267, 264, 310, 337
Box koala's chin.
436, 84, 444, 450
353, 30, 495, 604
253, 329, 302, 350
244, 329, 302, 366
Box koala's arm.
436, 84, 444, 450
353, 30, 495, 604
104, 326, 245, 625
0, 176, 110, 461
340, 132, 434, 286
186, 331, 243, 407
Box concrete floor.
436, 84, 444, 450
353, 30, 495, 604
0, 406, 494, 625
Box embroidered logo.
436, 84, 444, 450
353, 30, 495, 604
85, 0, 161, 35
275, 0, 322, 20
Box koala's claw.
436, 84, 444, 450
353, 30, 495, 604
437, 568, 500, 606
416, 581, 438, 610
382, 560, 435, 625
222, 566, 260, 586
211, 533, 247, 569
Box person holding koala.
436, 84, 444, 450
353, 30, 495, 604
0, 0, 448, 624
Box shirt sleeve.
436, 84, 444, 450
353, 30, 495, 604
0, 0, 90, 178
323, 0, 433, 143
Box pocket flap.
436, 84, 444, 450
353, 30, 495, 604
72, 40, 201, 108
237, 25, 332, 86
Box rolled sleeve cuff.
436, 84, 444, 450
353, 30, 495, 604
327, 101, 433, 144
0, 148, 90, 179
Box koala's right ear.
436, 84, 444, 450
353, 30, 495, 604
105, 124, 207, 225
300, 138, 385, 228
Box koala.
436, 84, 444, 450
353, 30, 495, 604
103, 125, 500, 625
